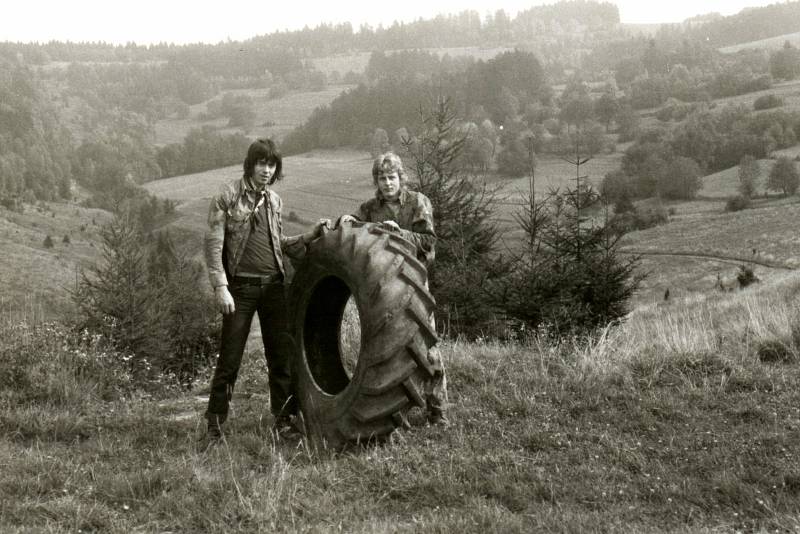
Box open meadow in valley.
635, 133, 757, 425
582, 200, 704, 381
154, 86, 354, 147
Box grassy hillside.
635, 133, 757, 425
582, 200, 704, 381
0, 202, 111, 320
154, 86, 354, 146
699, 160, 772, 199
309, 46, 516, 77
619, 194, 800, 303
719, 31, 800, 53
707, 79, 800, 113
2, 267, 798, 532
310, 53, 372, 76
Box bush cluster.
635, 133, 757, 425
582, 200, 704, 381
610, 205, 669, 234
725, 195, 752, 212
737, 265, 759, 288
0, 322, 138, 406
753, 94, 783, 111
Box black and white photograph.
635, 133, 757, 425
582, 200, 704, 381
2, 0, 799, 531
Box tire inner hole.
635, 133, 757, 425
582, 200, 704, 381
303, 276, 362, 395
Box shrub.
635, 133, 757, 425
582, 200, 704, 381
613, 193, 636, 214
753, 94, 783, 111
0, 197, 23, 212
725, 195, 751, 212
610, 206, 669, 234
43, 235, 54, 248
736, 265, 759, 288
0, 322, 137, 406
756, 340, 795, 363
656, 99, 696, 122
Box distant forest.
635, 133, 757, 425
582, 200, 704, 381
1, 0, 800, 211
3, 1, 620, 63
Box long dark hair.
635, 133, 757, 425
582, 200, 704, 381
243, 138, 283, 185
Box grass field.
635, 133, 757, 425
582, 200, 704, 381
2, 268, 799, 532
719, 31, 800, 54
619, 195, 800, 304
699, 159, 771, 199
710, 79, 800, 114
309, 46, 514, 77
636, 78, 800, 136
142, 147, 627, 256
0, 202, 111, 320
154, 86, 353, 146
309, 53, 372, 77
143, 149, 374, 239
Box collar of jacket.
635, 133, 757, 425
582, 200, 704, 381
375, 187, 407, 206
241, 175, 269, 196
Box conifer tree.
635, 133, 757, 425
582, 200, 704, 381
402, 95, 504, 336
497, 121, 644, 335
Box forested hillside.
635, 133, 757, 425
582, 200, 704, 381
686, 1, 800, 47
281, 1, 800, 190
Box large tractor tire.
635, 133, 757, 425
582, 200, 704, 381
288, 221, 438, 448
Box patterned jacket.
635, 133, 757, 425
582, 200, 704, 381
353, 188, 436, 266
204, 176, 307, 289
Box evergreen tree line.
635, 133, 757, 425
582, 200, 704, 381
586, 19, 800, 110
1, 1, 619, 63
1, 40, 309, 86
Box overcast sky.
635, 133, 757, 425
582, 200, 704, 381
3, 0, 783, 45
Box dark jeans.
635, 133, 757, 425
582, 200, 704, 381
206, 278, 296, 425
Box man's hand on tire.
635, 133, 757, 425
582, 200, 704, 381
381, 220, 400, 232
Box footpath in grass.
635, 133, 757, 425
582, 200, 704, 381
1, 292, 800, 532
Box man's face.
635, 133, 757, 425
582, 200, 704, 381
377, 171, 401, 200
252, 158, 277, 188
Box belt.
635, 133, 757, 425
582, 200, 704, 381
232, 274, 283, 286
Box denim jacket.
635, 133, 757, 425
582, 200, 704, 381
204, 176, 307, 288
